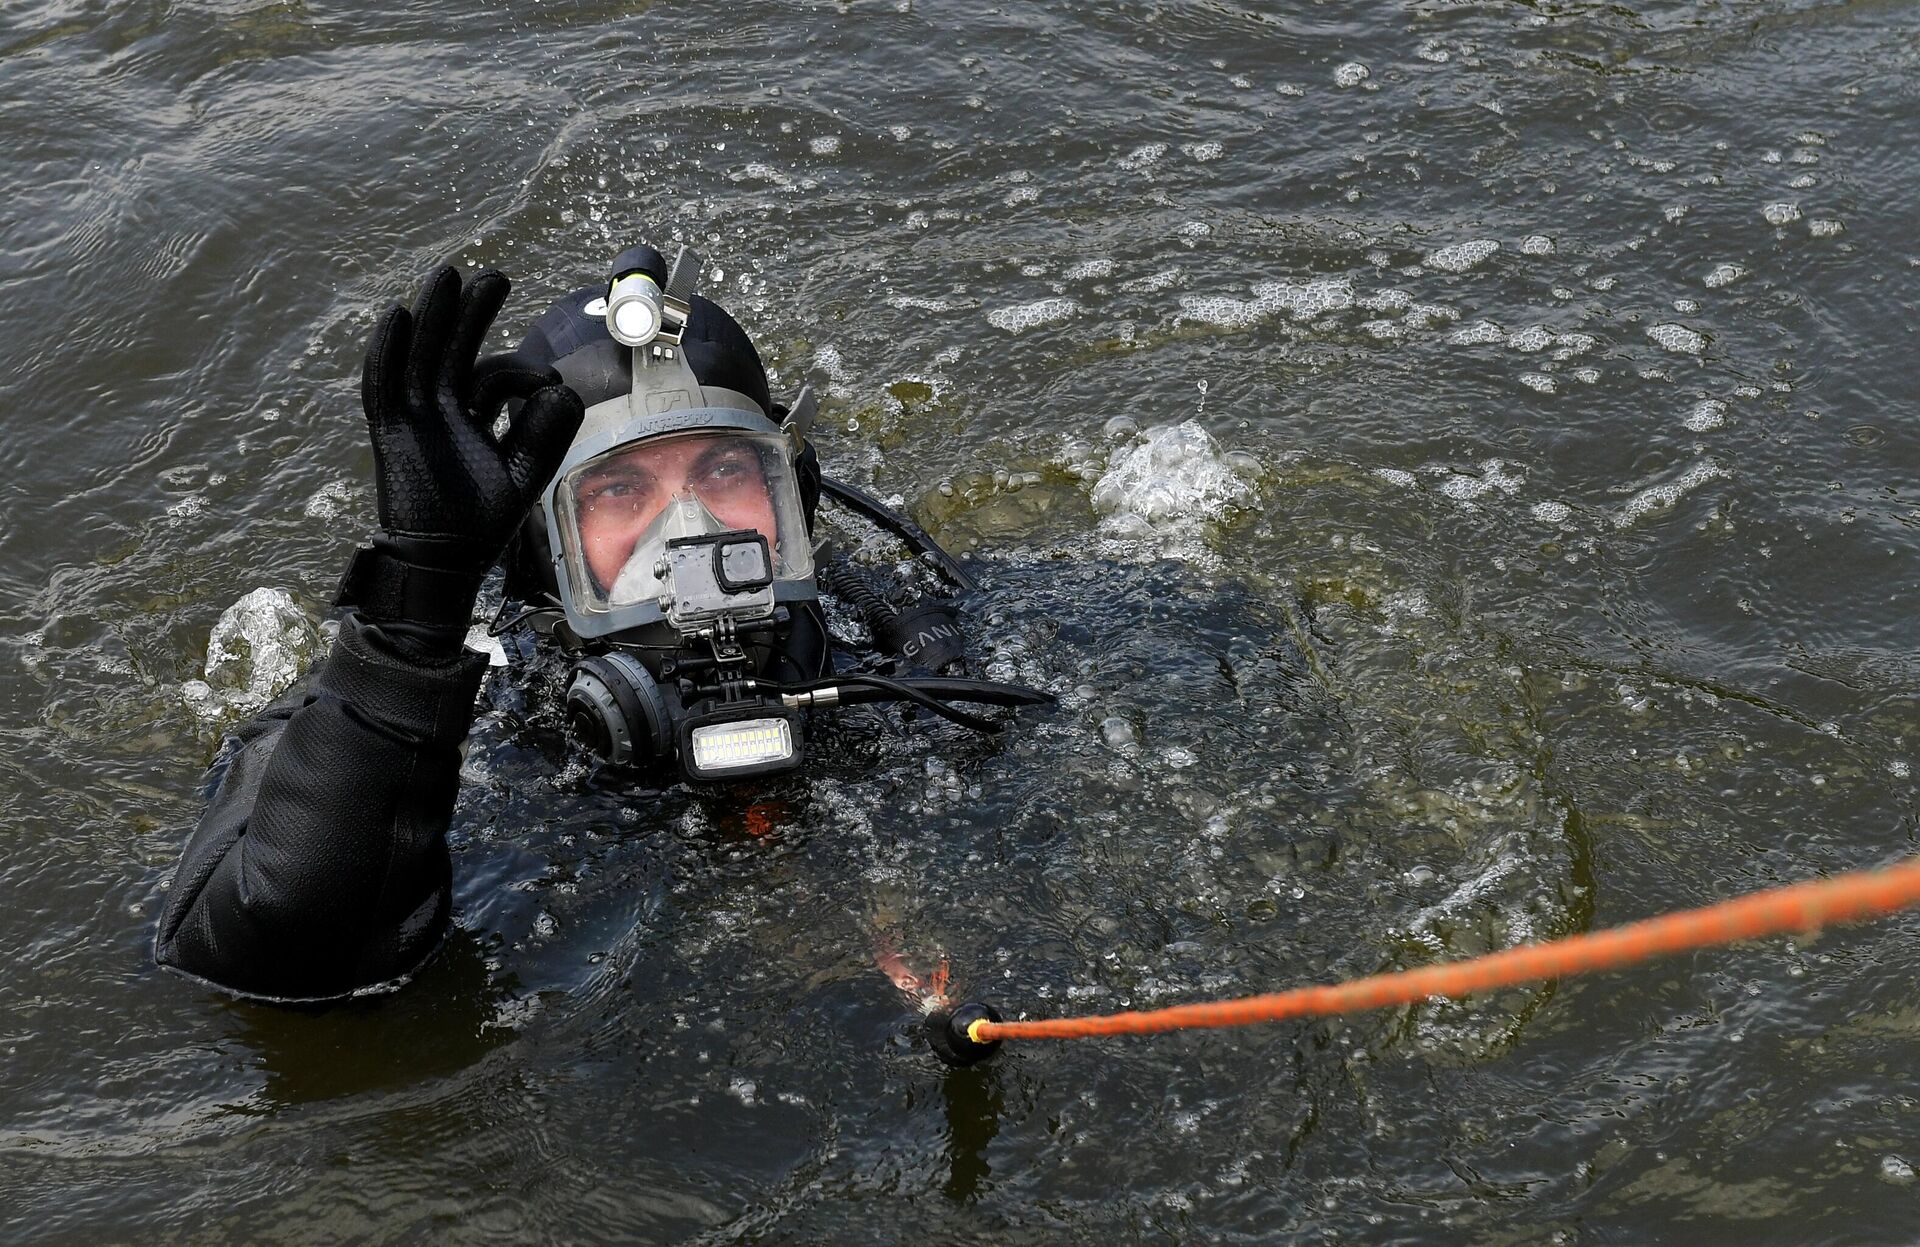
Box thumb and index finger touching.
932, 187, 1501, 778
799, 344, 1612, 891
361, 263, 585, 499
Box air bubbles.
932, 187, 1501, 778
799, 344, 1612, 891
986, 297, 1078, 333
1425, 239, 1500, 273
1762, 202, 1802, 225
1704, 263, 1744, 288
1531, 501, 1573, 525
1646, 323, 1708, 355
1448, 320, 1504, 346
1520, 235, 1555, 255
1518, 373, 1557, 394
1334, 62, 1371, 88
1065, 257, 1115, 280
1506, 325, 1552, 353
1615, 459, 1728, 528
1182, 141, 1225, 162
1808, 218, 1845, 238
1682, 400, 1727, 432
1117, 142, 1168, 171
808, 135, 842, 156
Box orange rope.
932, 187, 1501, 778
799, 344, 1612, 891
969, 855, 1920, 1045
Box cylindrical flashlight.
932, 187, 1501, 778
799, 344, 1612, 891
605, 270, 665, 346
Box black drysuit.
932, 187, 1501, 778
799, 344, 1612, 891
154, 613, 488, 1001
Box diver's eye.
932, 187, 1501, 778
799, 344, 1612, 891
578, 471, 656, 510
696, 448, 765, 492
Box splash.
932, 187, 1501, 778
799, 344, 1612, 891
180, 588, 323, 723
1089, 421, 1256, 533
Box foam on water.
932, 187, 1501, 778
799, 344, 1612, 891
1506, 325, 1552, 352
1334, 62, 1370, 87
986, 297, 1078, 332
1762, 201, 1802, 225
1117, 142, 1168, 170
1614, 459, 1728, 528
1425, 239, 1501, 273
1449, 320, 1505, 346
1531, 500, 1573, 525
1520, 235, 1555, 255
1176, 277, 1353, 330
1682, 399, 1727, 432
1120, 268, 1181, 294
1646, 322, 1708, 355
1518, 373, 1556, 394
1064, 257, 1114, 280
181, 588, 323, 723
1182, 141, 1224, 162
1704, 262, 1745, 287
1809, 218, 1844, 238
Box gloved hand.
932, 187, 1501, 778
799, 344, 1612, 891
337, 266, 584, 652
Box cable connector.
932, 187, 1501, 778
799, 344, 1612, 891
925, 1001, 1004, 1068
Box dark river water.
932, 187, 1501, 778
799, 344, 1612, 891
4, 1, 1919, 1242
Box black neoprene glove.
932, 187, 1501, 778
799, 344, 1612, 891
337, 266, 583, 657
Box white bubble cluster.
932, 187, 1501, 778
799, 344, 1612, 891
1065, 257, 1115, 280
1448, 320, 1505, 346
1176, 278, 1353, 329
1531, 500, 1572, 525
1518, 373, 1556, 394
1682, 399, 1727, 432
1117, 142, 1169, 170
1334, 62, 1370, 87
809, 135, 842, 156
1425, 239, 1501, 273
1704, 263, 1744, 288
1121, 268, 1182, 294
1763, 201, 1802, 225
1090, 421, 1255, 531
1372, 467, 1417, 488
1646, 323, 1708, 355
1615, 459, 1728, 528
181, 588, 324, 722
1182, 141, 1224, 162
986, 297, 1079, 332
1506, 325, 1553, 352
1809, 218, 1845, 237
1520, 235, 1555, 255
1439, 459, 1525, 502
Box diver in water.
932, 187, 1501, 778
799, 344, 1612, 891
154, 244, 1050, 1003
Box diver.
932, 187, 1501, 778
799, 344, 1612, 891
153, 243, 1050, 1003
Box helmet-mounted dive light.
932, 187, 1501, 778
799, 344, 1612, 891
603, 244, 700, 347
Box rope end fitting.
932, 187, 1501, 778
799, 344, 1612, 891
926, 1001, 1003, 1068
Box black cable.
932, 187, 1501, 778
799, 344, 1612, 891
765, 673, 1002, 733
818, 476, 978, 593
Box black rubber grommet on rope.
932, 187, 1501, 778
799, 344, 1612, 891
926, 1001, 1003, 1068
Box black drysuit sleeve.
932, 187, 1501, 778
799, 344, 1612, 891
153, 611, 489, 1002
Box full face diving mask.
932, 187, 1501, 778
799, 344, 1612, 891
529, 245, 1053, 785
534, 246, 824, 782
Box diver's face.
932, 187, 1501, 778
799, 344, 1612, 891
572, 435, 778, 589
